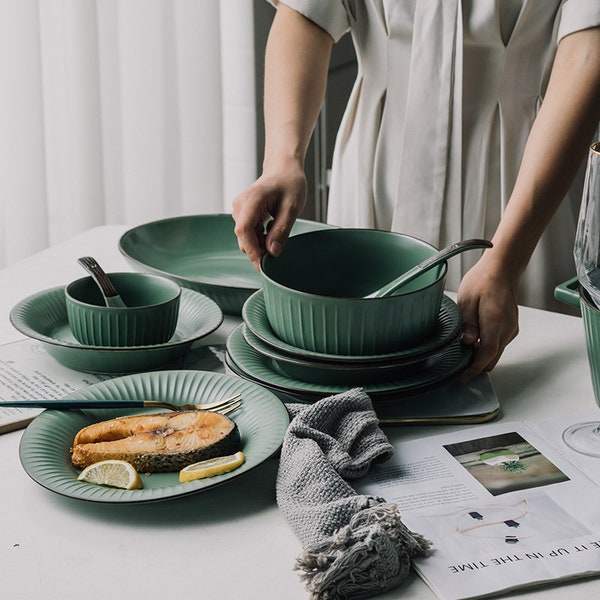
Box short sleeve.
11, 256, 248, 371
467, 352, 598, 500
557, 0, 600, 41
268, 0, 350, 42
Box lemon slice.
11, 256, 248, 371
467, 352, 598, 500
179, 451, 245, 483
77, 460, 143, 490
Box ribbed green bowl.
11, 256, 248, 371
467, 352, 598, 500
260, 229, 447, 355
65, 272, 181, 347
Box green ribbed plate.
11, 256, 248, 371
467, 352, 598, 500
10, 287, 223, 374
243, 290, 461, 364
19, 370, 289, 503
226, 324, 473, 399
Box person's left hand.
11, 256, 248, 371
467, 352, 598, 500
456, 256, 520, 383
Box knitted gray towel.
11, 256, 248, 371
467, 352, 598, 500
277, 388, 431, 600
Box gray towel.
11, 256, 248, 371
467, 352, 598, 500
277, 388, 431, 599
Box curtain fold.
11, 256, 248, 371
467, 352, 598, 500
0, 0, 257, 268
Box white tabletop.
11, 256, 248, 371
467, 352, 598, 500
0, 226, 598, 600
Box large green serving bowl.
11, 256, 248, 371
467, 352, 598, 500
260, 229, 447, 355
119, 214, 332, 315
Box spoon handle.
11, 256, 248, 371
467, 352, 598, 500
77, 256, 127, 307
418, 239, 492, 271
369, 238, 493, 299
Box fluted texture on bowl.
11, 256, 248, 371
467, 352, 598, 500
67, 301, 180, 347
259, 228, 448, 356
263, 290, 442, 355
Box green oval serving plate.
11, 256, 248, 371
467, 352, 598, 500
226, 323, 473, 400
118, 214, 333, 315
19, 370, 289, 503
9, 287, 223, 374
243, 290, 461, 364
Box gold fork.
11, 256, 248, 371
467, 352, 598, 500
142, 394, 243, 414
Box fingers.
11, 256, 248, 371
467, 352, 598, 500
460, 321, 480, 345
264, 206, 300, 258
459, 303, 518, 384
232, 205, 269, 270
232, 169, 307, 269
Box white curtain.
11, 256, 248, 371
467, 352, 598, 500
0, 0, 258, 268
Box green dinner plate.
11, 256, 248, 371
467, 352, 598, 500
9, 287, 223, 374
118, 214, 333, 315
225, 356, 500, 425
242, 291, 461, 364
226, 323, 473, 400
19, 370, 289, 503
242, 325, 429, 385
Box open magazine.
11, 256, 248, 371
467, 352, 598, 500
0, 338, 227, 433
356, 417, 600, 599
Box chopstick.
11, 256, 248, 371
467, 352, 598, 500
1, 400, 153, 409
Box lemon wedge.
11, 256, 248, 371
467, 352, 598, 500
77, 459, 143, 490
179, 451, 245, 483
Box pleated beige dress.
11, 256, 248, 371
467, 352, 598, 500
276, 0, 600, 311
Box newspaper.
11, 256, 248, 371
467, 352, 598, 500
356, 417, 600, 599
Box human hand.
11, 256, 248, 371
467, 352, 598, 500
456, 257, 520, 383
232, 161, 307, 270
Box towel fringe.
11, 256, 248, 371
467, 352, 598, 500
295, 500, 431, 599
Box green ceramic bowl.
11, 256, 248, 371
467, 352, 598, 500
260, 229, 447, 355
118, 213, 333, 315
65, 272, 181, 347
10, 287, 222, 374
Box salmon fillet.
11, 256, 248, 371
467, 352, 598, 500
71, 411, 241, 473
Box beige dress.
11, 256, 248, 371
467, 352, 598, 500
276, 0, 600, 311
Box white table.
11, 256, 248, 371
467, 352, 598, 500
0, 226, 598, 600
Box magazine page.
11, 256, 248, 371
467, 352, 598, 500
356, 420, 600, 600
0, 339, 113, 433
0, 339, 228, 434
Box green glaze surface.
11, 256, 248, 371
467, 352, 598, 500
10, 287, 223, 374
260, 229, 447, 355
242, 325, 428, 385
226, 323, 472, 401
118, 214, 332, 315
243, 290, 461, 364
19, 370, 289, 503
65, 272, 181, 346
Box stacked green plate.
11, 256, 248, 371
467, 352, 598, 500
226, 291, 472, 402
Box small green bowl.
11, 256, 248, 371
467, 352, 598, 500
65, 273, 181, 347
260, 229, 447, 355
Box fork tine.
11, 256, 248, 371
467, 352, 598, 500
142, 393, 243, 413
213, 399, 243, 416
197, 393, 242, 410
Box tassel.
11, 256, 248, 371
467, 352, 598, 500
295, 501, 431, 599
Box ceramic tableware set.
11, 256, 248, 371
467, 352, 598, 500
10, 267, 224, 375
225, 228, 475, 402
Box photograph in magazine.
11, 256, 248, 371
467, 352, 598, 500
442, 431, 570, 495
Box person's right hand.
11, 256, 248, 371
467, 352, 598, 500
232, 160, 307, 270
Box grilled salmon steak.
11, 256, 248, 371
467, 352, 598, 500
71, 411, 241, 473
